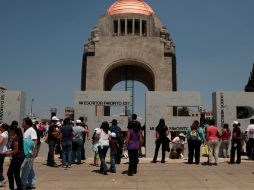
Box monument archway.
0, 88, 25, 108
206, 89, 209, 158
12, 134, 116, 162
104, 60, 155, 91
104, 60, 154, 116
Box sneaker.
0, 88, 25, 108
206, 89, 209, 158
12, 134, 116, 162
67, 164, 72, 168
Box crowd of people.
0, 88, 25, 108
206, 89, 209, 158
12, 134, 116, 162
151, 118, 254, 166
1, 114, 254, 189
0, 117, 38, 190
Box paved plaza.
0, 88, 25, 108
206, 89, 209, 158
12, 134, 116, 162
1, 143, 254, 190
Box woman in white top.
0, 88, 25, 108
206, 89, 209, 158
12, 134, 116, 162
96, 121, 111, 175
0, 123, 9, 186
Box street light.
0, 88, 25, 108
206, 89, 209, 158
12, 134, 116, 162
31, 98, 34, 118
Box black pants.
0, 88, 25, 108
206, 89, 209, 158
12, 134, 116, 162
128, 149, 138, 175
230, 140, 241, 163
7, 156, 24, 190
153, 139, 167, 162
188, 140, 202, 164
0, 154, 5, 181
247, 138, 254, 158
47, 140, 56, 165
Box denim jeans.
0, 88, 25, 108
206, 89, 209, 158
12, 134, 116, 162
221, 140, 230, 157
21, 158, 36, 190
110, 152, 117, 172
98, 146, 108, 173
47, 140, 56, 165
152, 139, 167, 162
72, 139, 83, 163
61, 140, 72, 166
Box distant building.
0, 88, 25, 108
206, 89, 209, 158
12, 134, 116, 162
50, 108, 57, 119
65, 107, 74, 120
245, 63, 254, 92
0, 88, 25, 125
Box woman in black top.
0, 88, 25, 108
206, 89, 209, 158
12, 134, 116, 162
152, 119, 169, 163
6, 125, 24, 190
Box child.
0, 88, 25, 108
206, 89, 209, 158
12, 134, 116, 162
92, 128, 99, 166
109, 132, 119, 173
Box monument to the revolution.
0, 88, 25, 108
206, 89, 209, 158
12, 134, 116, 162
81, 0, 177, 113
76, 0, 254, 157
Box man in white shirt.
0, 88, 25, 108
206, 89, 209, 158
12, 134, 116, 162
246, 119, 254, 159
21, 117, 38, 190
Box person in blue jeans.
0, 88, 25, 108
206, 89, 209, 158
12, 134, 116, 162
21, 117, 38, 190
60, 118, 73, 168
72, 120, 85, 164
96, 121, 110, 175
109, 132, 118, 173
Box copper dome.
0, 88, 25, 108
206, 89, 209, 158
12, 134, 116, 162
107, 0, 154, 16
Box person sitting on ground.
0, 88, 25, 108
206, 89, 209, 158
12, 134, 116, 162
170, 133, 185, 159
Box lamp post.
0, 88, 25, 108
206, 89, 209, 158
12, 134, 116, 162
31, 98, 34, 118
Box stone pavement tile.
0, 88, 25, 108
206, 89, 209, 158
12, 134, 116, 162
137, 181, 169, 189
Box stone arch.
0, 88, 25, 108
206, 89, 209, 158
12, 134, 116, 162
104, 59, 156, 91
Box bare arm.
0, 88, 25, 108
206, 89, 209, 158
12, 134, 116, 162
0, 136, 4, 145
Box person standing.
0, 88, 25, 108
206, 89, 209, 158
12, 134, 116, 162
186, 120, 204, 164
206, 119, 220, 165
47, 116, 60, 167
92, 128, 99, 167
79, 117, 89, 160
109, 119, 123, 164
96, 121, 111, 175
0, 123, 9, 187
246, 119, 254, 159
125, 116, 143, 176
109, 132, 118, 173
72, 120, 85, 164
230, 121, 242, 164
152, 119, 169, 163
7, 125, 24, 190
60, 118, 73, 168
21, 117, 38, 190
221, 123, 231, 158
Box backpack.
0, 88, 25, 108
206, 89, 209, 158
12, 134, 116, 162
189, 128, 199, 140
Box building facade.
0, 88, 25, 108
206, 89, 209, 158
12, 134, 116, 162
81, 0, 177, 103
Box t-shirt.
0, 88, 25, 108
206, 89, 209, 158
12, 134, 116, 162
11, 136, 24, 158
206, 125, 220, 141
96, 129, 111, 147
73, 126, 85, 140
0, 131, 8, 154
60, 125, 73, 142
24, 127, 37, 140
156, 125, 168, 139
171, 136, 184, 150
246, 124, 254, 139
232, 126, 241, 141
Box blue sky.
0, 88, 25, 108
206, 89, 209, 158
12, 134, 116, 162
1, 0, 254, 119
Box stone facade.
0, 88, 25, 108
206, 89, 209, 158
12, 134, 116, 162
81, 12, 177, 93
213, 92, 254, 131
0, 90, 26, 125
146, 91, 201, 157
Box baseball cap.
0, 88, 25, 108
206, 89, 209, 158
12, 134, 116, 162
52, 116, 59, 121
